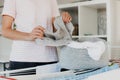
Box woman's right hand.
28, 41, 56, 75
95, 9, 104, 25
29, 26, 45, 41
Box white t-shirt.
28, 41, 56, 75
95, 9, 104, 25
2, 0, 60, 62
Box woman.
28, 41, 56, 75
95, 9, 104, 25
2, 0, 71, 75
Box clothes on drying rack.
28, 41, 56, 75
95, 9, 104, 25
36, 64, 119, 80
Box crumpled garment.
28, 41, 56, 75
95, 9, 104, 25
35, 16, 74, 46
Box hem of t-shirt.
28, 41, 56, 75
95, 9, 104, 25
1, 12, 15, 19
9, 57, 59, 63
9, 60, 59, 63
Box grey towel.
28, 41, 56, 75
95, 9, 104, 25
35, 16, 74, 46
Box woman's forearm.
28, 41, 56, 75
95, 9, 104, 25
2, 15, 44, 41
2, 29, 31, 41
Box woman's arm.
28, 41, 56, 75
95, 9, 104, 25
2, 15, 44, 41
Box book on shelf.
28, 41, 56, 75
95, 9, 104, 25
72, 24, 79, 36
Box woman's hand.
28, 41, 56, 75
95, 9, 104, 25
29, 26, 45, 41
61, 12, 72, 23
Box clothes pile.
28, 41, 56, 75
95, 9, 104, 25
36, 16, 109, 70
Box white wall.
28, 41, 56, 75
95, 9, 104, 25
0, 37, 12, 71
0, 36, 12, 60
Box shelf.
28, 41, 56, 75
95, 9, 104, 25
80, 0, 106, 9
72, 36, 79, 38
111, 46, 120, 48
79, 35, 107, 38
58, 0, 107, 9
58, 2, 78, 9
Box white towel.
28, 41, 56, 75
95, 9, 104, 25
67, 41, 106, 61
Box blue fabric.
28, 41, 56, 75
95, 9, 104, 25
40, 64, 119, 80
73, 64, 119, 80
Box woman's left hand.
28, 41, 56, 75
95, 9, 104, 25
61, 12, 72, 23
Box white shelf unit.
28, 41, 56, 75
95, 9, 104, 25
59, 0, 108, 38
110, 0, 120, 59
58, 0, 120, 59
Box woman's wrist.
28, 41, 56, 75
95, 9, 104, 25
25, 33, 35, 41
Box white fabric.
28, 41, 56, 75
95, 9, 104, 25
67, 41, 106, 61
2, 0, 60, 62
